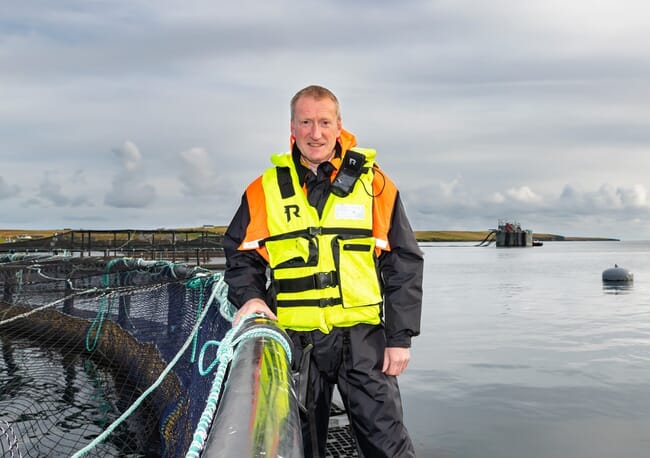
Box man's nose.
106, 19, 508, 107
310, 124, 321, 138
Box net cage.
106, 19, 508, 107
0, 254, 230, 457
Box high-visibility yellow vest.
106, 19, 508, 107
261, 149, 383, 333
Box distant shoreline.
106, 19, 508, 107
414, 230, 619, 242
0, 228, 620, 244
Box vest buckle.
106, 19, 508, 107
315, 271, 337, 289
308, 226, 322, 236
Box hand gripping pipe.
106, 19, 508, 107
202, 316, 304, 457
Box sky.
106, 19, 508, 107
2, 0, 650, 240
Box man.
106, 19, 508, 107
223, 85, 423, 457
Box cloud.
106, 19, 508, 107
112, 140, 144, 173
559, 183, 649, 212
32, 171, 93, 208
104, 141, 156, 208
506, 186, 542, 204
0, 176, 20, 199
177, 147, 221, 195
38, 172, 69, 206
2, 1, 650, 239
405, 179, 650, 236
617, 184, 647, 207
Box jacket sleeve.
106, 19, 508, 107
223, 193, 270, 309
378, 191, 424, 348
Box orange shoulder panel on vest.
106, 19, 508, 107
242, 176, 270, 261
372, 165, 397, 252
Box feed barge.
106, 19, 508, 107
495, 220, 533, 247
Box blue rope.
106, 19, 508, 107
185, 274, 217, 363
85, 259, 122, 352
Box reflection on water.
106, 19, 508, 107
602, 281, 634, 295
403, 241, 650, 458
0, 336, 159, 457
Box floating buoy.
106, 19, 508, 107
602, 264, 634, 282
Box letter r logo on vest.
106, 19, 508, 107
284, 204, 300, 222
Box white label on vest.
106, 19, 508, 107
335, 204, 364, 220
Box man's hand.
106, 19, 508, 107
382, 347, 411, 376
233, 298, 277, 325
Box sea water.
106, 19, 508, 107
402, 241, 650, 458
0, 337, 159, 457
3, 241, 650, 457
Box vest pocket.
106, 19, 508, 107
265, 236, 318, 268
342, 243, 371, 252
337, 237, 382, 307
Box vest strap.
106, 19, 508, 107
321, 227, 373, 237
277, 297, 343, 308
277, 166, 295, 199
274, 271, 339, 293
263, 227, 373, 244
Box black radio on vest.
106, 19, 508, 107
330, 150, 365, 197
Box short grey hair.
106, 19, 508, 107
290, 85, 341, 121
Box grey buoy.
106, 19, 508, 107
602, 264, 634, 282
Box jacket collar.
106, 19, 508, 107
291, 128, 358, 184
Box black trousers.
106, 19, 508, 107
288, 324, 415, 458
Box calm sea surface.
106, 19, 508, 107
4, 242, 650, 457
402, 241, 650, 458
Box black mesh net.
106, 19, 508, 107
0, 255, 229, 457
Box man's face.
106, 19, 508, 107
291, 96, 342, 168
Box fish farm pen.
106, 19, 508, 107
0, 253, 357, 457
0, 229, 226, 266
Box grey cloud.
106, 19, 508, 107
104, 141, 157, 208
405, 179, 650, 237
559, 184, 649, 213
104, 176, 156, 208
34, 172, 95, 208
177, 147, 221, 195
70, 195, 93, 207
0, 176, 20, 199
38, 172, 69, 206
71, 169, 87, 184
3, 1, 650, 239
23, 198, 41, 207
